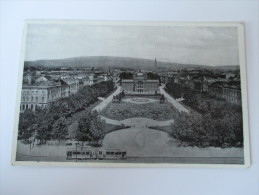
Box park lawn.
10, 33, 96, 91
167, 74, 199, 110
101, 101, 179, 121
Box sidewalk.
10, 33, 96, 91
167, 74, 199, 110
93, 86, 121, 112
159, 86, 189, 113
100, 116, 174, 128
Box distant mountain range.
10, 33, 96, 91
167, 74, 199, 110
24, 56, 240, 71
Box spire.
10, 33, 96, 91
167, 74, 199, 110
155, 58, 157, 68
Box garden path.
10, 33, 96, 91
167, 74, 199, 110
159, 85, 189, 113
93, 86, 121, 112
100, 116, 174, 128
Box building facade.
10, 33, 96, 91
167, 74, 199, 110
21, 79, 79, 112
121, 72, 159, 95
20, 81, 61, 112
222, 87, 241, 105
208, 82, 241, 105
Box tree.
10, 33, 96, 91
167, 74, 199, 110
89, 110, 105, 146
36, 116, 53, 144
18, 110, 36, 140
119, 72, 133, 79
76, 110, 92, 146
76, 110, 105, 147
52, 117, 68, 143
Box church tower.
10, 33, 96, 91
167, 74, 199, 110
154, 58, 157, 68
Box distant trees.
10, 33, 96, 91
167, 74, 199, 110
119, 72, 133, 79
147, 72, 161, 85
76, 110, 105, 147
147, 72, 160, 80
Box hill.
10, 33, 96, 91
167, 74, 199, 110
24, 56, 239, 71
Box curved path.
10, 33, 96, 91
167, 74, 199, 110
101, 116, 174, 128
122, 98, 159, 104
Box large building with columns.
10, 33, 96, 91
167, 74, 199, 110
20, 78, 79, 112
121, 72, 159, 95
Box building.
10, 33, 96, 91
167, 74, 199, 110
223, 87, 241, 105
208, 81, 241, 104
21, 78, 80, 112
208, 82, 224, 99
20, 81, 62, 112
60, 78, 79, 97
35, 76, 48, 83
78, 77, 90, 88
121, 72, 159, 95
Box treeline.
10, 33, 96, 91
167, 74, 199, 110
165, 81, 243, 147
47, 80, 114, 117
18, 81, 114, 144
171, 111, 243, 148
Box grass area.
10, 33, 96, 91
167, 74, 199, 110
101, 99, 179, 121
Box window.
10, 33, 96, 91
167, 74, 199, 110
36, 97, 38, 102
31, 96, 33, 101
42, 97, 44, 102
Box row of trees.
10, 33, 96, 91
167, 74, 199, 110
165, 81, 243, 148
18, 81, 115, 145
19, 109, 68, 145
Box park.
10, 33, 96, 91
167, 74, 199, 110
16, 81, 244, 164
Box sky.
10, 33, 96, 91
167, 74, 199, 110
25, 23, 240, 66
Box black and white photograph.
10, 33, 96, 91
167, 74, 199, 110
12, 20, 250, 167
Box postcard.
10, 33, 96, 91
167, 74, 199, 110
12, 20, 250, 167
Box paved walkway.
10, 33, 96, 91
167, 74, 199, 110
101, 116, 174, 128
93, 86, 121, 112
159, 85, 189, 113
122, 97, 158, 104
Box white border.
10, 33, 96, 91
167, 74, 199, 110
11, 20, 251, 168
